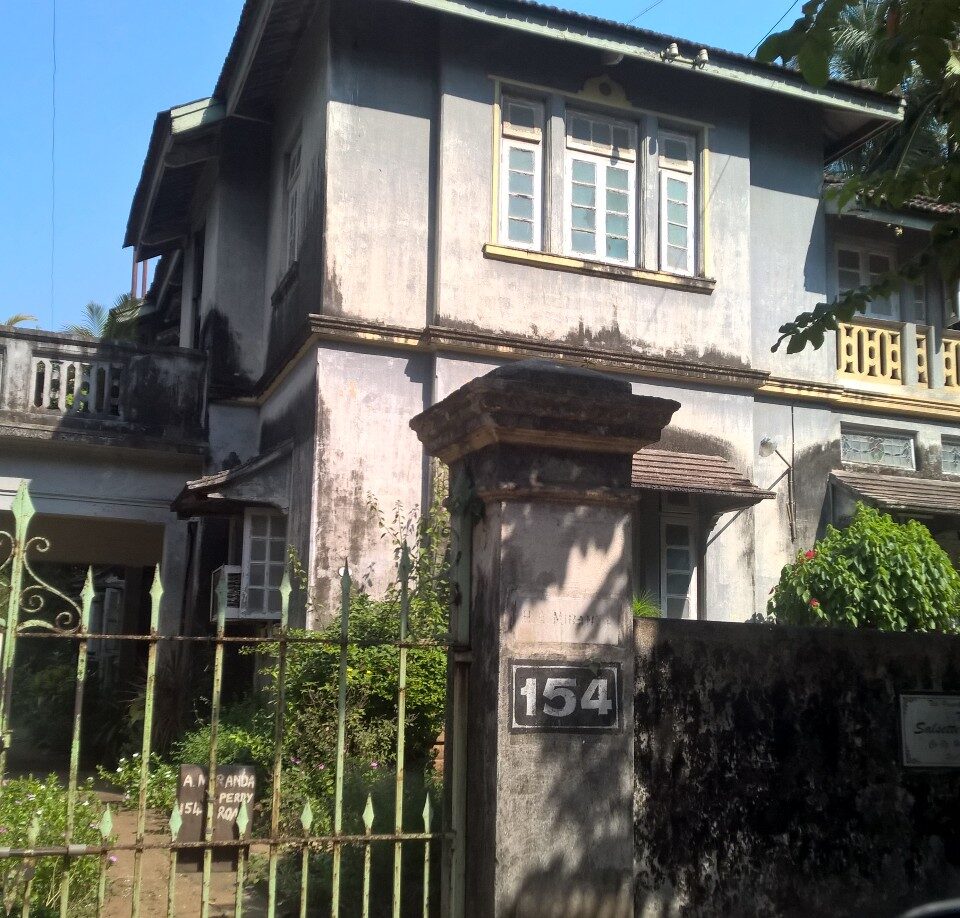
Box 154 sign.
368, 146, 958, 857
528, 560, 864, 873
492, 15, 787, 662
509, 660, 621, 733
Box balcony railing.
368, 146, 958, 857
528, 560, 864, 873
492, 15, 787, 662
837, 320, 960, 394
0, 328, 206, 447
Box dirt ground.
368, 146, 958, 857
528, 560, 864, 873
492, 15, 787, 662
101, 789, 268, 918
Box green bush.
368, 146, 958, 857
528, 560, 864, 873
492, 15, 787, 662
0, 775, 107, 917
97, 753, 178, 813
767, 503, 960, 632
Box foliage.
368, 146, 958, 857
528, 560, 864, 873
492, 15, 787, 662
97, 753, 178, 814
765, 503, 960, 631
1, 314, 38, 327
61, 296, 142, 341
632, 591, 662, 619
0, 775, 107, 917
758, 0, 960, 354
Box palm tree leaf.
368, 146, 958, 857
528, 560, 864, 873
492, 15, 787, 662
2, 314, 38, 327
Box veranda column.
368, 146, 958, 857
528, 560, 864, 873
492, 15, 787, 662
411, 361, 678, 918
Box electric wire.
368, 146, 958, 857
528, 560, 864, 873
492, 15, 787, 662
49, 0, 57, 328
750, 0, 801, 55
627, 0, 668, 25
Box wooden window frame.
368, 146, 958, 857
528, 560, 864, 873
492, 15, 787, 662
657, 130, 697, 277
498, 97, 544, 251
241, 509, 288, 619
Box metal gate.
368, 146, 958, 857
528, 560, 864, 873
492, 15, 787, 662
0, 483, 468, 917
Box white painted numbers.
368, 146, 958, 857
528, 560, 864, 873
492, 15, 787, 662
510, 661, 621, 733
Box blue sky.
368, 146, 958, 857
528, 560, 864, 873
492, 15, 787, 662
0, 0, 795, 330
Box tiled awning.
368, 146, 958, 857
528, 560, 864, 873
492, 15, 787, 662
632, 449, 775, 512
832, 469, 960, 516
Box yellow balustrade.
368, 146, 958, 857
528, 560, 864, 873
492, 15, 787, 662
836, 321, 902, 384
916, 329, 929, 387
945, 334, 960, 390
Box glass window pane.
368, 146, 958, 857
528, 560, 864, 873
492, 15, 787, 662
665, 524, 689, 545
509, 219, 533, 243
269, 540, 285, 563
250, 515, 267, 537
837, 249, 860, 271
248, 564, 265, 586
666, 547, 690, 570
667, 573, 692, 595
606, 190, 628, 213
666, 597, 687, 617
508, 102, 536, 130
868, 254, 891, 275
267, 590, 282, 614
612, 127, 631, 151
509, 196, 534, 219
267, 565, 283, 588
271, 517, 288, 541
509, 147, 534, 171
841, 430, 915, 469
571, 230, 595, 254
509, 171, 534, 195
606, 237, 628, 260
606, 214, 628, 236
572, 206, 595, 231
606, 168, 629, 191
667, 177, 688, 202
571, 117, 591, 143
250, 539, 266, 562
667, 246, 687, 270
668, 201, 688, 225
663, 137, 690, 162
246, 588, 264, 612
668, 224, 688, 247
572, 160, 595, 184
572, 184, 595, 206
593, 122, 612, 146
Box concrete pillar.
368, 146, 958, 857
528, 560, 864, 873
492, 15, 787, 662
159, 518, 191, 636
902, 321, 920, 386
411, 361, 678, 917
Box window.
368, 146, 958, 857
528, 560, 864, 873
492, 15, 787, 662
498, 97, 544, 250
242, 510, 288, 618
660, 512, 698, 619
564, 112, 636, 264
836, 246, 898, 319
284, 141, 302, 267
840, 427, 915, 470
905, 280, 927, 324
658, 131, 696, 276
943, 438, 960, 476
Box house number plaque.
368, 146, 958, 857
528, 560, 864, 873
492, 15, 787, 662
509, 660, 622, 733
900, 693, 960, 768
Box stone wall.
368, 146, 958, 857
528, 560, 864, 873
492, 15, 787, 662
635, 618, 960, 917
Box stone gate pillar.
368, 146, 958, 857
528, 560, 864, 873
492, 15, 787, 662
411, 361, 678, 917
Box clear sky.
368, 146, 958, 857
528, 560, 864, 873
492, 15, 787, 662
0, 0, 795, 331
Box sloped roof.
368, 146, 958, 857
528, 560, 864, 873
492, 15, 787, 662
632, 449, 774, 510
833, 469, 960, 516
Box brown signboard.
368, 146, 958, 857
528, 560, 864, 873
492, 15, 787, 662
176, 764, 256, 872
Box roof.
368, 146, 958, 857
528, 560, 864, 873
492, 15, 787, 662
824, 176, 960, 224
632, 449, 774, 511
832, 470, 960, 517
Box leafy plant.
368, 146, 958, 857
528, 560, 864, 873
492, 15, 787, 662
96, 753, 178, 813
1, 314, 38, 328
61, 296, 141, 341
766, 503, 960, 632
0, 775, 108, 916
632, 591, 662, 619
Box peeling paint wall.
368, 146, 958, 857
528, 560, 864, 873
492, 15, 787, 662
635, 618, 960, 917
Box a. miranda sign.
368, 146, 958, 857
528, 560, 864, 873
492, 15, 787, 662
900, 694, 960, 768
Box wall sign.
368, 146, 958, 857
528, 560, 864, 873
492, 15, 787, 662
900, 694, 960, 768
509, 660, 621, 733
176, 764, 256, 872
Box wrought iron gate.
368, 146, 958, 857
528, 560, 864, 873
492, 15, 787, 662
0, 482, 467, 917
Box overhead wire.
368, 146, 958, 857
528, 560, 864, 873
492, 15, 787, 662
50, 0, 57, 328
627, 0, 669, 25
750, 0, 802, 56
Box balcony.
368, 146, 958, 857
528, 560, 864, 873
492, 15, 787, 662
836, 319, 960, 395
0, 328, 207, 451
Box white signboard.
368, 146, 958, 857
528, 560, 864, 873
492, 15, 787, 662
900, 694, 960, 768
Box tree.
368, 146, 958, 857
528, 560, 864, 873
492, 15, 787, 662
1, 314, 38, 327
758, 0, 960, 354
766, 503, 960, 632
61, 295, 141, 341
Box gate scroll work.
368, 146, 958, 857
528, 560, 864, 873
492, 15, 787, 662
0, 483, 467, 917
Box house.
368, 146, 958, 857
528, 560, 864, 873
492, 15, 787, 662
4, 0, 958, 644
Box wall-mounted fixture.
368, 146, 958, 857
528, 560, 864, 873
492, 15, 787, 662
660, 43, 710, 69
759, 436, 796, 542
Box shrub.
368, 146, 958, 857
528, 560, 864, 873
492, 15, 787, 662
632, 592, 661, 619
0, 775, 107, 917
767, 503, 960, 632
97, 753, 178, 813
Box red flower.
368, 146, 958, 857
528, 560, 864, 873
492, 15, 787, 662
804, 550, 816, 561
808, 598, 820, 608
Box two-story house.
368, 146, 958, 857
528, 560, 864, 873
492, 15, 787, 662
7, 0, 959, 644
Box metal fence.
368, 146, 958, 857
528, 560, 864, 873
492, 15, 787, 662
0, 483, 463, 917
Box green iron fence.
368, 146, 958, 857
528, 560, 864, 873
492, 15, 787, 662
0, 482, 467, 917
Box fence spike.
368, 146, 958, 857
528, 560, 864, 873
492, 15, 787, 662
300, 800, 314, 834
149, 566, 164, 631
26, 816, 40, 847
168, 805, 182, 841
422, 794, 431, 832
363, 794, 375, 833
11, 481, 34, 544
99, 805, 113, 839
80, 568, 96, 631
236, 800, 249, 836
398, 540, 412, 581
